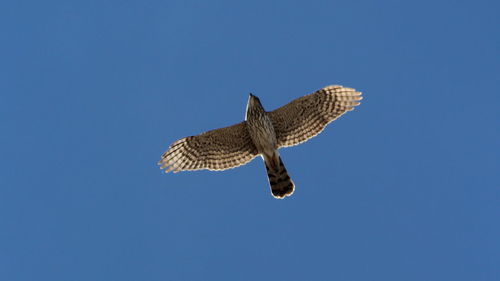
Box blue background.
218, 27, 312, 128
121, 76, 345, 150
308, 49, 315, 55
1, 1, 498, 280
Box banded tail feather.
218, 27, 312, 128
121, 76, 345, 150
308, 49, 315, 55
265, 155, 295, 199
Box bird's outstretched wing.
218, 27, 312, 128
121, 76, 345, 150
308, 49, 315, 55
158, 122, 259, 172
268, 85, 362, 148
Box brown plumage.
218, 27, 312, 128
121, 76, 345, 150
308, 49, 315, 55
158, 85, 362, 199
264, 154, 294, 198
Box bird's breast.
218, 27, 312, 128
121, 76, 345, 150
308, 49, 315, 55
246, 112, 277, 155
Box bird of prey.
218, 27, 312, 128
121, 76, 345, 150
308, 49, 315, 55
158, 85, 362, 199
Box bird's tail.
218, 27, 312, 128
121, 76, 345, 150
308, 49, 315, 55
265, 154, 295, 199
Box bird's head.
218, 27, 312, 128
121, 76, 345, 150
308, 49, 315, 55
248, 93, 262, 106
245, 93, 264, 120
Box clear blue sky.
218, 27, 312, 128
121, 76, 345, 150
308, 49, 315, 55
1, 1, 498, 280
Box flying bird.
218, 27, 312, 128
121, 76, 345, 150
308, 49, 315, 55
158, 85, 362, 199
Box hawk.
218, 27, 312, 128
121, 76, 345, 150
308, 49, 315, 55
158, 85, 362, 199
